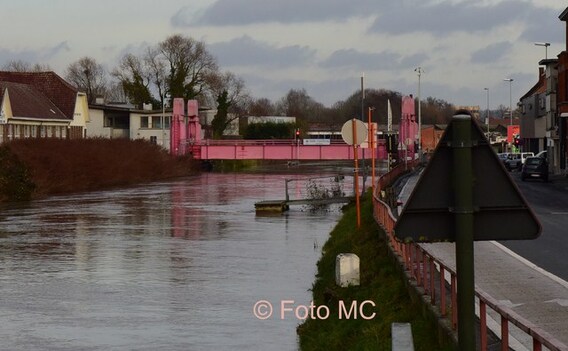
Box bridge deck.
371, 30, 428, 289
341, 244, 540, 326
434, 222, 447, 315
190, 139, 388, 161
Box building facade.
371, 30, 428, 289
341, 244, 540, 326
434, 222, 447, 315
519, 67, 547, 154
0, 71, 88, 142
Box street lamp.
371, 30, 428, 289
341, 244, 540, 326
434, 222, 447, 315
414, 66, 423, 158
503, 78, 513, 126
534, 42, 551, 60
484, 88, 489, 133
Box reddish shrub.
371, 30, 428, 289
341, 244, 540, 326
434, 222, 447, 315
7, 138, 198, 198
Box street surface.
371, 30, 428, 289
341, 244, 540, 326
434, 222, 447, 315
398, 170, 568, 349
503, 172, 568, 282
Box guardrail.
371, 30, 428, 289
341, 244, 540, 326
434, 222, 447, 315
372, 162, 568, 351
198, 139, 349, 146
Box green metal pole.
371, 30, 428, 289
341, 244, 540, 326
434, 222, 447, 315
452, 113, 475, 351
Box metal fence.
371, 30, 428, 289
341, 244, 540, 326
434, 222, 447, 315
372, 161, 568, 351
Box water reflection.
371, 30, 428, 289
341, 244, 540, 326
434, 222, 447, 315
0, 172, 342, 350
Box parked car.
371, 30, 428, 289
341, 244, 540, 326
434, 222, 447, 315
504, 152, 534, 171
497, 153, 511, 168
521, 156, 549, 182
536, 150, 547, 159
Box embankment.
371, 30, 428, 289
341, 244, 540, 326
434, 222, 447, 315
0, 138, 198, 201
297, 192, 455, 350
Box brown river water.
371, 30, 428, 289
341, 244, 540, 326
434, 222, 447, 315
0, 171, 348, 350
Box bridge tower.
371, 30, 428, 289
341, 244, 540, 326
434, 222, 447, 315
171, 98, 185, 156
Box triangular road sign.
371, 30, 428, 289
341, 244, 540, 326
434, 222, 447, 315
394, 117, 541, 242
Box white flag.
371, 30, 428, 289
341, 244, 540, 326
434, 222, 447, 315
387, 99, 392, 133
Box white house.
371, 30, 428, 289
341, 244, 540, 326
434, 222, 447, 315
87, 102, 172, 149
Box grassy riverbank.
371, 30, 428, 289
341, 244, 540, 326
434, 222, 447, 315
297, 192, 454, 350
0, 138, 198, 201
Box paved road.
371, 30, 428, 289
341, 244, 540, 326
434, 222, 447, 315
502, 172, 568, 282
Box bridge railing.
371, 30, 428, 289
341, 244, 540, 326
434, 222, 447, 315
372, 163, 568, 351
198, 139, 349, 146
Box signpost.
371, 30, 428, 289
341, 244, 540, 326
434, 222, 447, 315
394, 111, 541, 351
341, 119, 368, 229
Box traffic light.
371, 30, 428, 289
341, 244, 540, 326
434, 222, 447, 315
295, 128, 300, 138
514, 135, 520, 147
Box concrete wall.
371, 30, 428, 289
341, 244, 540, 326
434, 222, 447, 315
86, 109, 111, 138
130, 111, 171, 150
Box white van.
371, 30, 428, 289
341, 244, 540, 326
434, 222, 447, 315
505, 152, 534, 170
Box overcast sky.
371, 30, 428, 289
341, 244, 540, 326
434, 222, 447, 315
0, 0, 566, 112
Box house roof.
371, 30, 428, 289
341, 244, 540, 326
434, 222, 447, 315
0, 71, 78, 119
560, 7, 568, 21
0, 81, 68, 120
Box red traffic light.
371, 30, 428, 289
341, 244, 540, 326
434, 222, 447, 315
295, 129, 300, 136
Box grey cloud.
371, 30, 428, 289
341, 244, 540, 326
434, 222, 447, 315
0, 41, 70, 64
242, 71, 357, 106
471, 41, 512, 64
369, 1, 559, 37
172, 0, 389, 27
321, 49, 428, 71
208, 36, 316, 68
400, 53, 428, 68
43, 41, 70, 58
521, 12, 565, 44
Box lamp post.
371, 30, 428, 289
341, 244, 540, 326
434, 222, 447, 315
415, 67, 423, 159
503, 78, 513, 126
534, 42, 551, 60
484, 88, 489, 134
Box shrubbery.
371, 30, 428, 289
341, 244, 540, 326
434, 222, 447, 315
0, 144, 36, 201
243, 122, 296, 139
2, 138, 198, 200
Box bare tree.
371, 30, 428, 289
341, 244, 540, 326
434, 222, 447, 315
276, 88, 324, 121
248, 98, 276, 116
105, 82, 128, 103
159, 34, 218, 100
144, 47, 168, 108
206, 71, 250, 139
65, 57, 107, 104
2, 60, 51, 72
112, 53, 154, 108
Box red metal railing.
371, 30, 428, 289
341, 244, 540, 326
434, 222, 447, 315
372, 162, 568, 351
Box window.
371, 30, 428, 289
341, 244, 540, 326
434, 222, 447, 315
152, 116, 162, 129
164, 116, 171, 129
140, 116, 149, 128
104, 116, 112, 127
150, 136, 157, 144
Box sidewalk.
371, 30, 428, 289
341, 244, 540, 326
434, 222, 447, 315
398, 172, 568, 350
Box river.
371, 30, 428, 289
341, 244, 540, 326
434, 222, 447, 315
0, 171, 346, 350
